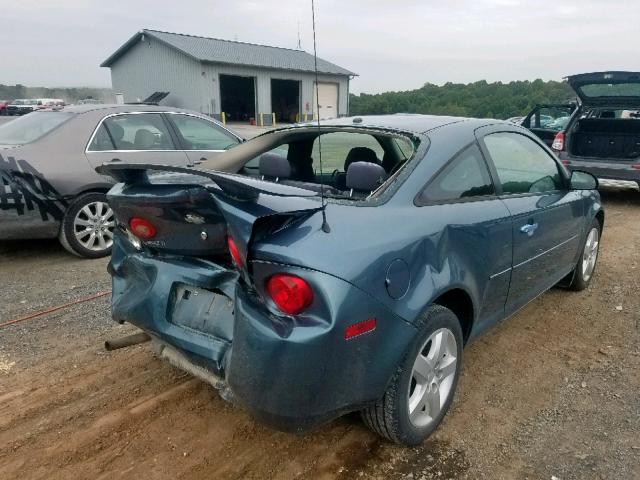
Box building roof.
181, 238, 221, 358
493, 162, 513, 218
101, 29, 356, 77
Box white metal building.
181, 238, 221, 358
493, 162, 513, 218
101, 29, 356, 125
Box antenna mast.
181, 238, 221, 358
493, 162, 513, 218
311, 0, 330, 233
297, 20, 302, 49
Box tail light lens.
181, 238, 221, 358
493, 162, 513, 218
551, 131, 565, 151
632, 164, 640, 171
129, 217, 156, 239
266, 274, 313, 315
227, 236, 243, 268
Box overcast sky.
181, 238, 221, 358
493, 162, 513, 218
1, 0, 638, 93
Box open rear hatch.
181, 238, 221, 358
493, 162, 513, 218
567, 71, 640, 107
566, 72, 640, 160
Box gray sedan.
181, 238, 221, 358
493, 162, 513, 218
0, 104, 243, 257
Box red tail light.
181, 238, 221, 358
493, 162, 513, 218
129, 217, 156, 239
227, 236, 243, 268
632, 164, 640, 171
551, 131, 565, 151
266, 274, 313, 315
561, 160, 571, 166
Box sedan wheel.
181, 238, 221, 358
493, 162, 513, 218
73, 201, 115, 252
59, 192, 115, 258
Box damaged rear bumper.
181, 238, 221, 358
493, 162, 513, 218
109, 235, 417, 432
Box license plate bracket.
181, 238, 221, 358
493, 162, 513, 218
169, 284, 234, 341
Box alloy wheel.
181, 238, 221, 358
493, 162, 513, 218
408, 327, 458, 428
581, 227, 599, 282
73, 201, 115, 252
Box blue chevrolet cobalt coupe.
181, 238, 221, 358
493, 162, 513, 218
100, 115, 603, 446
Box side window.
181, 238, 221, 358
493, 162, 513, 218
484, 132, 562, 194
102, 114, 175, 151
170, 115, 240, 150
88, 124, 115, 151
420, 143, 494, 204
311, 132, 385, 173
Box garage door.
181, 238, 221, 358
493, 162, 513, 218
313, 83, 338, 120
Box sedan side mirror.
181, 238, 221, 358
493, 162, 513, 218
570, 170, 598, 190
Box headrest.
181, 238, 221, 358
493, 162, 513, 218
259, 152, 291, 180
134, 129, 156, 149
346, 161, 388, 192
344, 147, 380, 171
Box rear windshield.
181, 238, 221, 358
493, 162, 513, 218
234, 128, 419, 201
579, 83, 640, 98
0, 111, 73, 145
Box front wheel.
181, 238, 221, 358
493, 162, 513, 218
361, 305, 463, 446
568, 219, 601, 291
59, 192, 115, 258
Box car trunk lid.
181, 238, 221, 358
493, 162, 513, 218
100, 163, 323, 263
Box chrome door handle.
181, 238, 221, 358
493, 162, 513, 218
520, 222, 539, 237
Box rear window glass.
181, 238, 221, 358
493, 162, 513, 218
0, 112, 72, 145
579, 83, 640, 98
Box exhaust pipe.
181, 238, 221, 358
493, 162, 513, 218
104, 332, 151, 351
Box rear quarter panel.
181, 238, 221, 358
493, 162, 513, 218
252, 122, 512, 334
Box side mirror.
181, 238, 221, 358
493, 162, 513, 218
570, 170, 598, 190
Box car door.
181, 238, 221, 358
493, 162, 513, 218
522, 104, 575, 147
478, 128, 584, 314
165, 113, 242, 167
416, 142, 513, 332
85, 112, 190, 168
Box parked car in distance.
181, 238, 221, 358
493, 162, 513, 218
522, 104, 576, 147
524, 71, 640, 189
0, 104, 244, 257
36, 98, 65, 109
78, 98, 103, 105
7, 99, 39, 115
100, 114, 603, 446
0, 100, 10, 115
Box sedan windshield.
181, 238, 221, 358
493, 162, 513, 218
0, 111, 73, 145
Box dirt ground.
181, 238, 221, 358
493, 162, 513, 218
1, 186, 639, 480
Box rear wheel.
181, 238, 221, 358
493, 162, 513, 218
59, 192, 115, 258
568, 219, 601, 291
361, 305, 463, 445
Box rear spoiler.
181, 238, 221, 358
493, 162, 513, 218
96, 163, 318, 201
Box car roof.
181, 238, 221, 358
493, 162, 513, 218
291, 114, 499, 135
57, 104, 204, 115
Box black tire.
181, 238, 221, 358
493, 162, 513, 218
59, 192, 114, 258
361, 304, 464, 446
568, 219, 601, 291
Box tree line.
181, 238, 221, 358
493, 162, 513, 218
349, 79, 574, 119
0, 84, 114, 103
